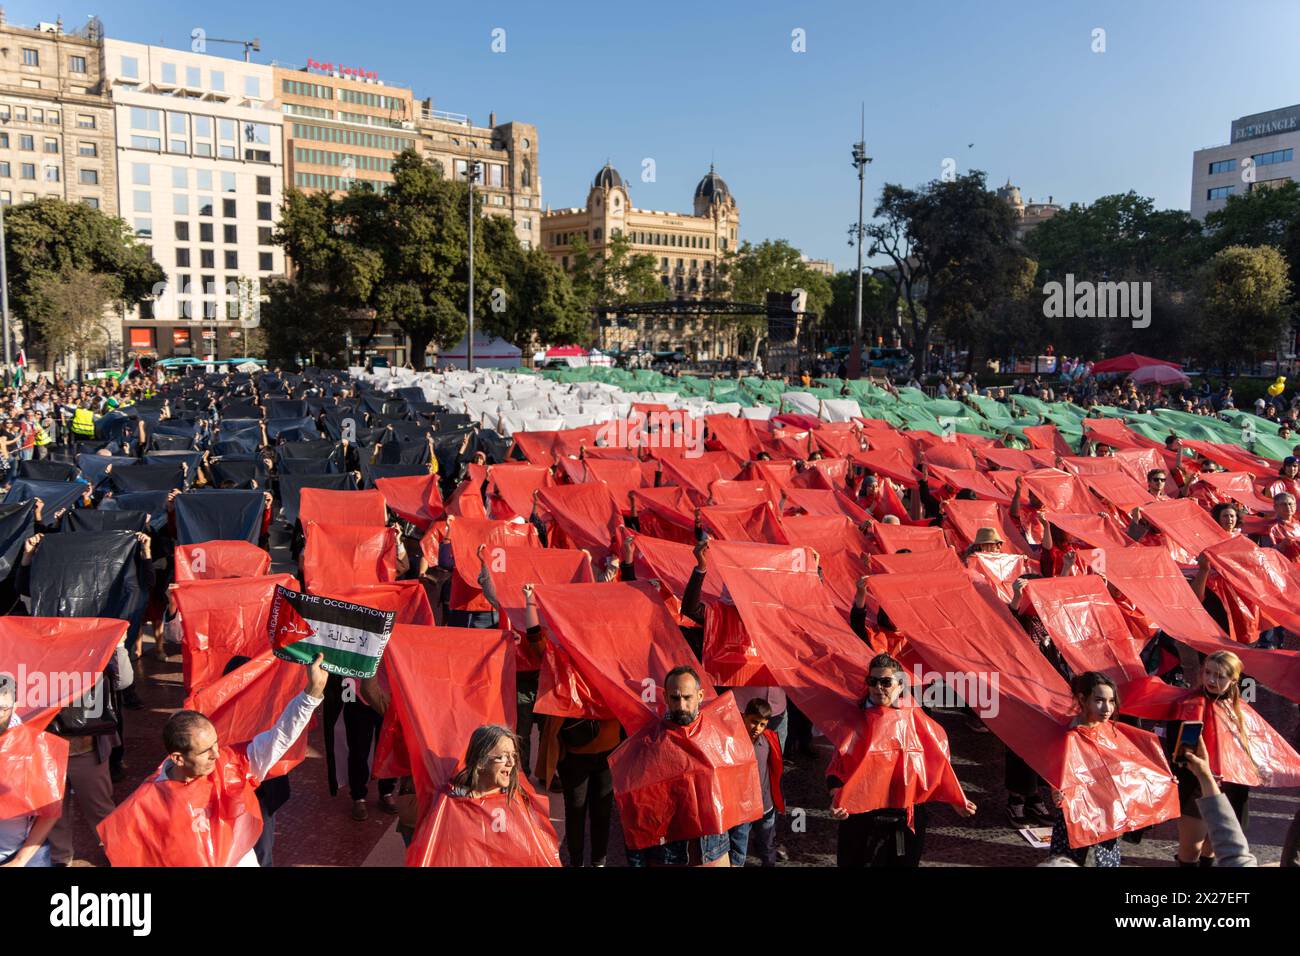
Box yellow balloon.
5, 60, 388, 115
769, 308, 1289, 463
1268, 384, 1285, 396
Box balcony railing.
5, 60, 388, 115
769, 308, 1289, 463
419, 106, 470, 126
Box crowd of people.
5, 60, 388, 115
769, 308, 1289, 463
1, 359, 1298, 869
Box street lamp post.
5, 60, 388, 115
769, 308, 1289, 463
466, 159, 482, 372
848, 111, 872, 381
0, 198, 11, 374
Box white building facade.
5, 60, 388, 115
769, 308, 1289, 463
103, 39, 284, 358
1191, 104, 1300, 221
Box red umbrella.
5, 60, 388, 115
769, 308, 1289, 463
545, 345, 587, 357
1090, 353, 1182, 375
1129, 365, 1190, 387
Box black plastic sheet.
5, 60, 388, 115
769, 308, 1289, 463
4, 479, 85, 515
77, 454, 138, 491
14, 460, 79, 482
174, 489, 266, 545
265, 417, 318, 442
266, 399, 308, 420
208, 457, 259, 489
0, 500, 36, 579
109, 463, 184, 493
66, 509, 149, 533
29, 530, 147, 630
101, 491, 170, 532
361, 461, 429, 487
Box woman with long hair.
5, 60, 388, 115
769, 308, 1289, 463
449, 724, 524, 801
1047, 672, 1124, 867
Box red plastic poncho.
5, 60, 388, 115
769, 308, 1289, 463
1023, 424, 1074, 456
484, 547, 593, 670
870, 522, 948, 554
870, 550, 964, 575
301, 523, 397, 593
1120, 679, 1300, 788
1077, 471, 1155, 517
657, 452, 742, 505
536, 483, 624, 563
562, 457, 644, 515
826, 697, 968, 818
172, 574, 300, 694
0, 617, 127, 727
927, 465, 1014, 505
1204, 535, 1300, 636
98, 746, 263, 867
1021, 468, 1103, 516
0, 723, 68, 818
406, 785, 561, 867
1052, 720, 1179, 848
444, 516, 541, 612
298, 487, 387, 529
784, 487, 869, 523
608, 692, 762, 850
1041, 512, 1134, 552
708, 479, 777, 509
488, 463, 555, 521
965, 551, 1029, 603
780, 514, 870, 611
374, 473, 444, 531
942, 499, 1034, 556
1137, 498, 1230, 567
174, 541, 271, 582
629, 486, 697, 544
1017, 576, 1147, 683
183, 650, 309, 781
533, 580, 710, 735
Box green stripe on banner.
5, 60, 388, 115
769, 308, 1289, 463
274, 641, 379, 678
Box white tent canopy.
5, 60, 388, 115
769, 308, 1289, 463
439, 334, 522, 370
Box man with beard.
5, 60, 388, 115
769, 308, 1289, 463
624, 666, 732, 867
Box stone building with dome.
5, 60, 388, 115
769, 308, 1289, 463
541, 162, 740, 300
996, 179, 1060, 240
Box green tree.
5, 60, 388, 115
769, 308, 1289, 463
821, 269, 896, 347
3, 198, 164, 363
568, 232, 662, 309
32, 268, 120, 373
484, 243, 590, 351
866, 171, 1025, 372
261, 278, 352, 367
724, 239, 832, 358
1197, 245, 1293, 359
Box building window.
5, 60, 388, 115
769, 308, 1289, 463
223, 198, 237, 218
19, 164, 35, 180
256, 175, 271, 196
198, 197, 213, 216
186, 66, 201, 88
0, 162, 8, 178
222, 171, 237, 193
43, 138, 58, 154
161, 62, 177, 84
131, 163, 149, 186
1207, 186, 1235, 201
211, 71, 226, 93
225, 251, 238, 269
121, 56, 140, 79
522, 159, 531, 188
69, 55, 87, 74
44, 166, 59, 182
258, 227, 273, 245
173, 194, 188, 215
77, 114, 95, 129
22, 49, 39, 67
259, 252, 274, 271
134, 190, 150, 212
175, 222, 190, 241
199, 222, 213, 242
15, 108, 26, 122
200, 249, 215, 269
176, 248, 191, 267
245, 76, 261, 98
173, 167, 189, 190
222, 224, 236, 243
0, 134, 6, 149
1208, 159, 1236, 175
257, 201, 272, 221
1251, 148, 1294, 167
81, 197, 99, 210
19, 135, 33, 151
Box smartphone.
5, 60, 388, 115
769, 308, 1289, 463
1172, 720, 1203, 765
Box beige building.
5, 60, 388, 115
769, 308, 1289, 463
0, 16, 118, 214
802, 256, 834, 276
996, 180, 1059, 239
541, 164, 740, 356
275, 63, 416, 196
1191, 104, 1300, 220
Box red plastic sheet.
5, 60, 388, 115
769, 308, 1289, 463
406, 785, 560, 867
870, 550, 964, 575
172, 574, 300, 694
797, 458, 852, 490
565, 457, 644, 513
1053, 720, 1179, 848
488, 463, 555, 520
1021, 468, 1102, 516
484, 548, 594, 672
301, 523, 397, 592
1189, 472, 1275, 514
784, 487, 869, 523
533, 580, 710, 736
826, 698, 968, 817
741, 459, 798, 492
298, 488, 387, 529
976, 447, 1038, 471
1042, 512, 1135, 552
317, 581, 435, 627
1018, 576, 1148, 682
865, 572, 1076, 785
607, 691, 762, 850
1121, 678, 1300, 788
183, 650, 309, 780
444, 516, 541, 612
658, 452, 742, 504
1083, 418, 1163, 451
0, 723, 68, 818
1137, 498, 1230, 566
98, 746, 263, 866
1024, 424, 1073, 456
709, 479, 777, 509
780, 514, 870, 610
812, 428, 864, 459
870, 522, 948, 554
174, 541, 271, 582
1180, 440, 1279, 479
700, 501, 789, 544
537, 483, 624, 563
704, 414, 762, 461
942, 499, 1033, 556
965, 551, 1029, 603
0, 617, 127, 728
927, 466, 1013, 504
629, 486, 697, 544
1204, 536, 1300, 635
919, 443, 978, 472
374, 474, 445, 531
1077, 471, 1154, 516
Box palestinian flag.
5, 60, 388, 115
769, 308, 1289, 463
121, 355, 143, 381
267, 584, 395, 678
12, 349, 25, 387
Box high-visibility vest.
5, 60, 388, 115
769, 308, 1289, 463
33, 424, 52, 446
70, 408, 97, 437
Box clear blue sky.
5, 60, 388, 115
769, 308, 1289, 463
13, 0, 1300, 268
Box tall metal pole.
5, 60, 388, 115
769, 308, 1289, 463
0, 198, 11, 373
466, 160, 481, 372
847, 107, 871, 381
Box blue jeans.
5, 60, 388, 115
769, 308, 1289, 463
626, 832, 729, 867
729, 807, 777, 867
